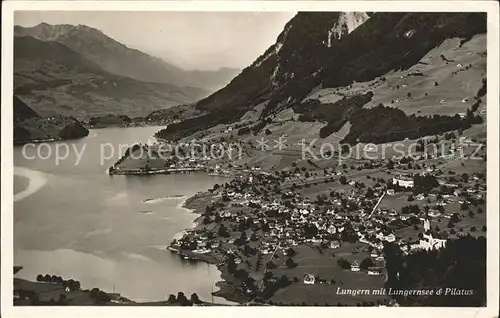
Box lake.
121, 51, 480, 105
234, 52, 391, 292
13, 126, 231, 303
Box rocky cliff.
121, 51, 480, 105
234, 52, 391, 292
157, 12, 486, 142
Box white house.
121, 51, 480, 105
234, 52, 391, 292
392, 174, 414, 188
385, 233, 396, 242
351, 261, 360, 272
423, 218, 431, 231
368, 268, 382, 276
428, 210, 440, 218
193, 247, 211, 254
303, 273, 315, 284
376, 232, 395, 242
412, 234, 447, 251
327, 225, 337, 234
330, 241, 341, 249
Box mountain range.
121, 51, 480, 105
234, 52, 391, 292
156, 12, 487, 145
14, 23, 241, 119
14, 23, 241, 91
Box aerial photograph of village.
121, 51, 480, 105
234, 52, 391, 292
7, 5, 495, 311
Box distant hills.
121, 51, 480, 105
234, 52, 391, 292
13, 36, 206, 119
14, 23, 241, 91
13, 23, 240, 119
13, 95, 40, 123
14, 96, 89, 144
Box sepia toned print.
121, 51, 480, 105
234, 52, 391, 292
3, 3, 498, 315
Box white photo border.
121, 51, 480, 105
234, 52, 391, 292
1, 1, 498, 318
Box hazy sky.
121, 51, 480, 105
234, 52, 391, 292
15, 11, 296, 71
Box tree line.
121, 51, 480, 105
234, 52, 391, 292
36, 274, 81, 291
383, 235, 486, 306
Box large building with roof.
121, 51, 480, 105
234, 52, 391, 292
392, 174, 414, 188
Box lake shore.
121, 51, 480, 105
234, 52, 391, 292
171, 193, 247, 305
14, 167, 47, 202
14, 125, 236, 304
14, 276, 234, 306
109, 167, 205, 176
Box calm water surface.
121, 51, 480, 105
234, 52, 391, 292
14, 126, 231, 303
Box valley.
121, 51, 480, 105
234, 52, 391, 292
13, 23, 241, 120
14, 36, 208, 119
12, 11, 489, 308
106, 12, 488, 307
